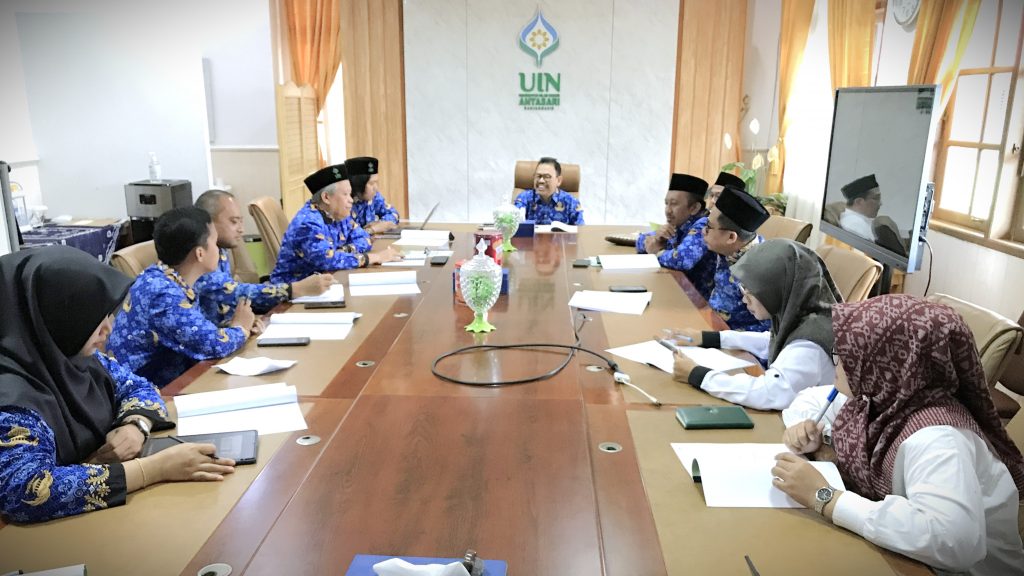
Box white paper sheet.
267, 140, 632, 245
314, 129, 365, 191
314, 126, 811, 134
670, 443, 845, 508
534, 222, 578, 233
382, 258, 427, 267
606, 340, 755, 373
269, 312, 359, 324
176, 402, 307, 436
348, 270, 417, 286
290, 283, 345, 303
257, 323, 353, 341
598, 254, 661, 270
568, 290, 652, 315
214, 356, 297, 376
391, 230, 451, 248
348, 283, 422, 297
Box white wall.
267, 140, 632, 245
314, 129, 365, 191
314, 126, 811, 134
2, 0, 276, 221
404, 0, 678, 224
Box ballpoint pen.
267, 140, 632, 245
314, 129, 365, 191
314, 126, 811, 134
814, 387, 840, 424
167, 435, 219, 460
744, 555, 760, 576
657, 338, 683, 354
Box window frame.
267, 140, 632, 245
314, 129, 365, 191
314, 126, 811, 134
930, 0, 1024, 258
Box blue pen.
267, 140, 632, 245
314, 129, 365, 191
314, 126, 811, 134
814, 387, 839, 424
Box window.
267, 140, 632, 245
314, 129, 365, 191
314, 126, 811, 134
932, 0, 1024, 252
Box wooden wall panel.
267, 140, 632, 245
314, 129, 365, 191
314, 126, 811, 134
671, 0, 748, 181
340, 0, 408, 217
276, 82, 319, 218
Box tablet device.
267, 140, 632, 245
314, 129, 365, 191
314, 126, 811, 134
675, 406, 754, 429
304, 300, 346, 309
142, 430, 259, 465
609, 285, 647, 293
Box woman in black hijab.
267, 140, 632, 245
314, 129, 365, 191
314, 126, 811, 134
0, 246, 235, 524
671, 239, 841, 410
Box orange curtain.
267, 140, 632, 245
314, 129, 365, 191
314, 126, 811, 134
908, 0, 965, 84
908, 0, 980, 112
827, 0, 876, 92
284, 0, 343, 113
767, 0, 814, 196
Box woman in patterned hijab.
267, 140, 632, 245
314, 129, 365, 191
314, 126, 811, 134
773, 295, 1024, 574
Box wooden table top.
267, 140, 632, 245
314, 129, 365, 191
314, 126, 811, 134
1, 224, 928, 576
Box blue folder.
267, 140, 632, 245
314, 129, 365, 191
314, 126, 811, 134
344, 554, 508, 576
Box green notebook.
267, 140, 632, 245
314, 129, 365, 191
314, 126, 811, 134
675, 406, 754, 429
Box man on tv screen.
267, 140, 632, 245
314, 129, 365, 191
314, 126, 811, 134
839, 174, 882, 241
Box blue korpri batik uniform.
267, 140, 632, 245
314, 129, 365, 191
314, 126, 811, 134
351, 191, 400, 228
636, 215, 716, 299
0, 353, 168, 523
195, 249, 290, 325
271, 201, 372, 284
107, 263, 248, 388
514, 189, 585, 225
708, 235, 772, 333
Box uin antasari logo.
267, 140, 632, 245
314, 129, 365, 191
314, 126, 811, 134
518, 9, 561, 111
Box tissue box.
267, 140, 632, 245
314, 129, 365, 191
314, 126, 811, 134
345, 555, 508, 576
514, 220, 535, 237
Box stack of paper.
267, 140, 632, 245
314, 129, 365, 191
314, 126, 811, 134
670, 443, 845, 508
598, 254, 661, 270
606, 340, 755, 373
349, 270, 421, 296
174, 383, 307, 436
568, 290, 652, 315
391, 229, 451, 248
258, 312, 360, 341
291, 283, 345, 303
383, 249, 454, 267
535, 222, 578, 233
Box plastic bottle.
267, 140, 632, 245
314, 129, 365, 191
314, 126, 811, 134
148, 152, 162, 181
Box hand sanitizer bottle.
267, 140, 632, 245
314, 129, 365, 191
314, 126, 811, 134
148, 152, 162, 182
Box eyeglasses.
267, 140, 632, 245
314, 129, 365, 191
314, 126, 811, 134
831, 348, 841, 367
703, 225, 732, 234
535, 174, 555, 181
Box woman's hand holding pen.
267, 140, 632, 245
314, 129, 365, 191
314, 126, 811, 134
782, 420, 825, 454
663, 328, 701, 347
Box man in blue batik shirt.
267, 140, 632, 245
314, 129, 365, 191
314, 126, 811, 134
194, 189, 334, 326
636, 173, 716, 299
346, 156, 400, 235
271, 164, 403, 284
108, 207, 260, 388
514, 157, 584, 225
701, 186, 771, 333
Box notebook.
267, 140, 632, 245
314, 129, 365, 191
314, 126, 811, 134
142, 430, 258, 465
675, 406, 754, 429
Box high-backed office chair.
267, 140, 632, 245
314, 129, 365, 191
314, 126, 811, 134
249, 197, 290, 264
110, 240, 157, 278
513, 160, 581, 198
994, 309, 1024, 420
822, 201, 845, 227
758, 215, 812, 244
815, 244, 882, 303
873, 216, 909, 257
226, 243, 260, 284
926, 294, 1024, 416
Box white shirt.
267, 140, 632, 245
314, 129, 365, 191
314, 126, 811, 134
784, 387, 1024, 576
840, 209, 876, 241
699, 331, 835, 411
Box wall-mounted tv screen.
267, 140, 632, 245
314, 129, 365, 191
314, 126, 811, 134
819, 85, 939, 272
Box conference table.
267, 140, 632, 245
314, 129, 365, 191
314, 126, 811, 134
0, 225, 929, 576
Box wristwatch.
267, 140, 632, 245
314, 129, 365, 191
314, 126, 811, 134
124, 417, 151, 440
813, 485, 836, 515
